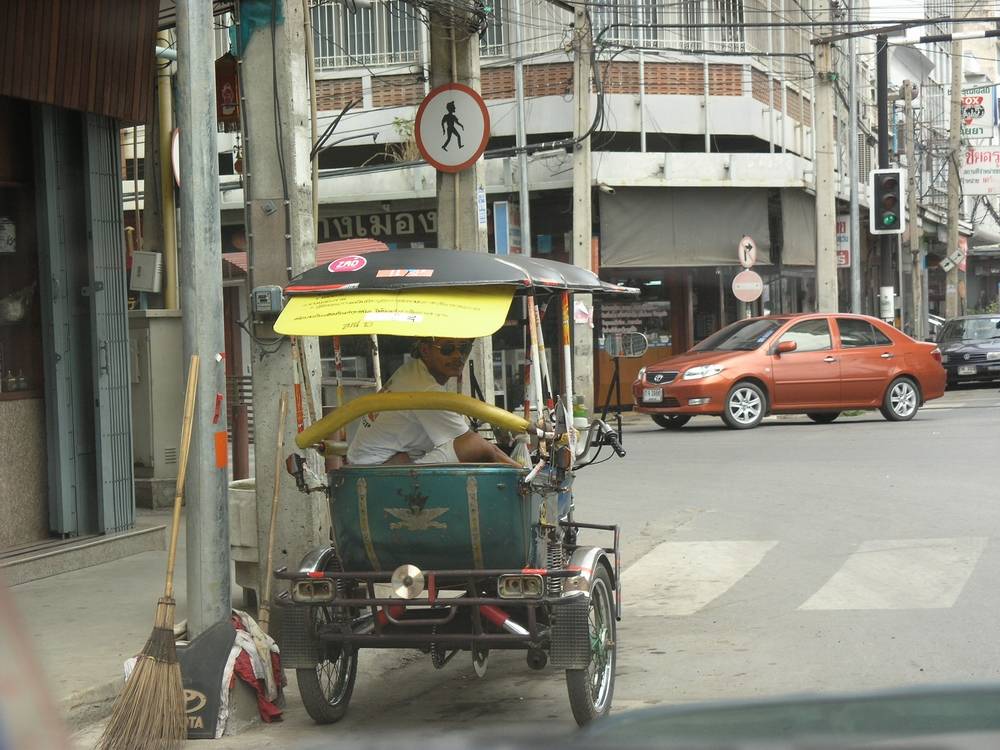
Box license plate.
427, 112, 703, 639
643, 387, 663, 403
958, 365, 976, 375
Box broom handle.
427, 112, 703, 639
164, 355, 200, 601
259, 391, 288, 634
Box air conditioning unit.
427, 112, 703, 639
131, 251, 163, 293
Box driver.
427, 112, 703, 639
347, 337, 521, 467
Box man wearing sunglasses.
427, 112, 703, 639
347, 337, 521, 467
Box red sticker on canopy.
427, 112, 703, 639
328, 255, 367, 273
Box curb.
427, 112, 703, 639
60, 676, 122, 731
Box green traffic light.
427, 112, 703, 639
881, 213, 897, 227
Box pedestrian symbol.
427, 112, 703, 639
415, 83, 490, 173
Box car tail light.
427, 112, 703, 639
930, 347, 942, 364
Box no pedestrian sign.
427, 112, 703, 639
415, 83, 490, 173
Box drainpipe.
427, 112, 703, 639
158, 33, 179, 310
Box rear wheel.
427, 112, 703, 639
880, 377, 919, 422
651, 414, 691, 430
566, 566, 616, 726
296, 606, 358, 724
722, 382, 766, 429
806, 412, 839, 424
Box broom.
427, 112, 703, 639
98, 354, 200, 750
257, 390, 288, 636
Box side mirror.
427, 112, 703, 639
774, 340, 797, 356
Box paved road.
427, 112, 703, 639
74, 385, 1000, 748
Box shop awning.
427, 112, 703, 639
600, 187, 772, 268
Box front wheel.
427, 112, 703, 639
651, 414, 691, 430
566, 566, 617, 726
880, 377, 919, 422
722, 382, 767, 429
296, 607, 358, 724
806, 412, 840, 424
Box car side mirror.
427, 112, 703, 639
774, 340, 797, 356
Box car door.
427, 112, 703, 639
770, 318, 841, 408
834, 318, 895, 406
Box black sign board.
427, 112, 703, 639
177, 619, 237, 739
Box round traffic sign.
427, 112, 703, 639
415, 83, 490, 173
732, 270, 764, 302
738, 235, 757, 268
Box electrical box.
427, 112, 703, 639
252, 285, 284, 316
130, 251, 163, 293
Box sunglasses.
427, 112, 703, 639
430, 341, 474, 357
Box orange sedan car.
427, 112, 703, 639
632, 313, 945, 429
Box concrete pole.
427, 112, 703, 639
572, 5, 594, 411
175, 0, 230, 637
946, 40, 963, 318
904, 80, 924, 339
876, 35, 893, 294
512, 0, 532, 256
814, 41, 839, 312
239, 1, 326, 601
430, 17, 495, 401
847, 11, 861, 313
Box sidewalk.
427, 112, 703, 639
6, 508, 242, 734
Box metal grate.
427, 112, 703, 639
550, 600, 591, 669
313, 0, 420, 70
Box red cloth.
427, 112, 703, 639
229, 615, 284, 723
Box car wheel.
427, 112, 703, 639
806, 412, 839, 424
880, 377, 919, 421
722, 382, 766, 429
651, 414, 692, 430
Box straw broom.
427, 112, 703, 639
257, 390, 288, 636
98, 355, 200, 750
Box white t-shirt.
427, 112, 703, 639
347, 358, 470, 465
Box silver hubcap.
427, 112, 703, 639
890, 381, 917, 417
728, 387, 762, 425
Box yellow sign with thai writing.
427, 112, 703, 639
274, 286, 515, 337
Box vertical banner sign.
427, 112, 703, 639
836, 214, 851, 268
961, 147, 1000, 195
960, 85, 998, 140
477, 187, 488, 231
215, 53, 241, 133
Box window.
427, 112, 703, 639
836, 318, 891, 348
778, 319, 832, 352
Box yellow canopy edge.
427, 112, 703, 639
295, 391, 531, 450
274, 286, 516, 338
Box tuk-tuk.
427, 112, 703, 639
270, 248, 639, 726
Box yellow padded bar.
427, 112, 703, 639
295, 391, 531, 450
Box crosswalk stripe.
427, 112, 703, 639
622, 540, 777, 616
799, 537, 988, 611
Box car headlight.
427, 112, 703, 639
637, 367, 646, 381
682, 364, 725, 380
987, 352, 1000, 361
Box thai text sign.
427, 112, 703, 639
961, 147, 1000, 195
836, 214, 851, 268
960, 85, 997, 139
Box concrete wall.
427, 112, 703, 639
0, 398, 49, 551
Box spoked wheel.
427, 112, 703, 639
880, 377, 919, 422
566, 566, 617, 726
296, 606, 358, 724
651, 414, 691, 430
722, 382, 766, 429
806, 412, 839, 424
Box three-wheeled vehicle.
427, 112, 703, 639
270, 248, 639, 726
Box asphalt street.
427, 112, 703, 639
73, 384, 1000, 748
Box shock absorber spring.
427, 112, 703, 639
546, 539, 564, 596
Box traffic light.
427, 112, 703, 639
869, 168, 906, 235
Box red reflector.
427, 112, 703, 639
521, 568, 548, 576
307, 571, 326, 578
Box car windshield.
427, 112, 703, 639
691, 318, 785, 351
938, 317, 1000, 342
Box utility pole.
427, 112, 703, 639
429, 14, 495, 400
875, 34, 894, 302
903, 80, 923, 339
814, 40, 839, 312
571, 4, 595, 409
511, 0, 531, 256
176, 0, 230, 637
945, 39, 963, 318
238, 2, 326, 603
847, 5, 861, 313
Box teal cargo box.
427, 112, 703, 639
328, 465, 561, 572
